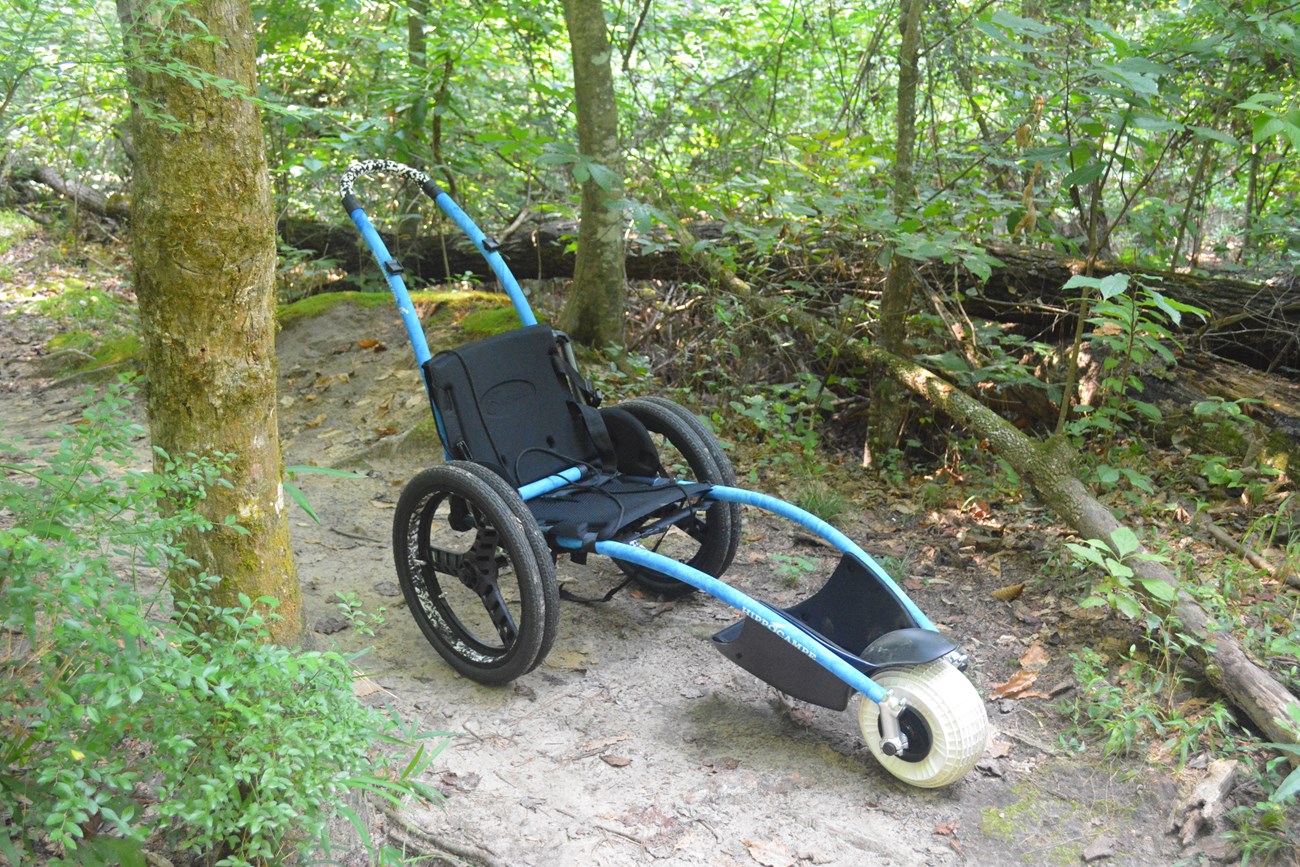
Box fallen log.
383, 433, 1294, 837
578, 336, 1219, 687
288, 205, 1299, 371
12, 165, 131, 220
945, 243, 1300, 373
15, 165, 1297, 372
864, 344, 1300, 747
686, 241, 1300, 749
278, 214, 719, 283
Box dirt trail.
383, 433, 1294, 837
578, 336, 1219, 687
1, 287, 1196, 866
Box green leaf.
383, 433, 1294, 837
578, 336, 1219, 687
1116, 595, 1142, 619
1062, 162, 1104, 188
1131, 115, 1184, 133
1096, 464, 1121, 485
1273, 766, 1300, 803
1084, 18, 1128, 50
1189, 125, 1239, 146
1023, 145, 1072, 162
1105, 558, 1134, 579
1110, 526, 1140, 558
1066, 542, 1106, 566
1098, 273, 1130, 300
1253, 116, 1286, 143
1139, 577, 1178, 603
989, 10, 1055, 36
1063, 274, 1102, 291
283, 481, 319, 523
1120, 467, 1156, 493
1131, 401, 1162, 422
1235, 92, 1285, 111
1099, 64, 1159, 97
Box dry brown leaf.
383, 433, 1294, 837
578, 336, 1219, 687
991, 582, 1026, 602
743, 839, 796, 867
988, 737, 1013, 758
990, 669, 1039, 700
933, 821, 960, 836
600, 755, 632, 768
1019, 641, 1050, 672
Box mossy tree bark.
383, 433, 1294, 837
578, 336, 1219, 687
866, 0, 925, 467
118, 0, 300, 643
560, 0, 627, 346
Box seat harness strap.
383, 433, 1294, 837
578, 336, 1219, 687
558, 575, 634, 604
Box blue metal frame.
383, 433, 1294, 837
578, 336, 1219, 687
341, 161, 954, 711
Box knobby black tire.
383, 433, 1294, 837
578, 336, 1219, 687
393, 461, 558, 684
612, 397, 741, 598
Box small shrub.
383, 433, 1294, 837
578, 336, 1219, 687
0, 379, 442, 865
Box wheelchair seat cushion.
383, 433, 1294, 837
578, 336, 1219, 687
424, 324, 713, 546
527, 475, 710, 545
424, 324, 609, 486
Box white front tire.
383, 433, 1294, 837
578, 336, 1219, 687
859, 660, 988, 788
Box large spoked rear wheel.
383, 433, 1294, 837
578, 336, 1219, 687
613, 397, 741, 598
858, 660, 988, 788
393, 461, 558, 684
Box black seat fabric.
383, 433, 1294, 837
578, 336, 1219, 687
424, 325, 600, 486
526, 476, 709, 544
424, 325, 711, 546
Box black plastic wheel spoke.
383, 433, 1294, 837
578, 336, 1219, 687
428, 547, 462, 575
680, 512, 709, 543
479, 583, 519, 645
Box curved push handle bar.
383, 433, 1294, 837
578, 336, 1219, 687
338, 159, 537, 330
339, 159, 442, 211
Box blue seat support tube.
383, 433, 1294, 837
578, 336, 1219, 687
705, 486, 936, 632
346, 206, 433, 368
591, 539, 888, 704
431, 192, 538, 327
517, 466, 585, 501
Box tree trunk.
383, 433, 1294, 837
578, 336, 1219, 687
400, 0, 431, 239
866, 0, 926, 466
560, 0, 626, 346
118, 0, 300, 643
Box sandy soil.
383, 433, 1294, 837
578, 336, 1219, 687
0, 282, 1217, 867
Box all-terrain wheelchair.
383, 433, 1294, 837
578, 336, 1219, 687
340, 160, 988, 788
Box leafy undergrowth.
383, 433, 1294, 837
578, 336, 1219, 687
0, 381, 444, 866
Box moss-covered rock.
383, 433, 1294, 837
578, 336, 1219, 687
460, 305, 527, 337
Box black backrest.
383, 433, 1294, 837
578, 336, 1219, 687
423, 325, 602, 487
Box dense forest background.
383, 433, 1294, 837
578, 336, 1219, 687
3, 0, 1300, 864
6, 0, 1298, 273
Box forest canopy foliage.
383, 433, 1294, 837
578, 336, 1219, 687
3, 0, 1297, 276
